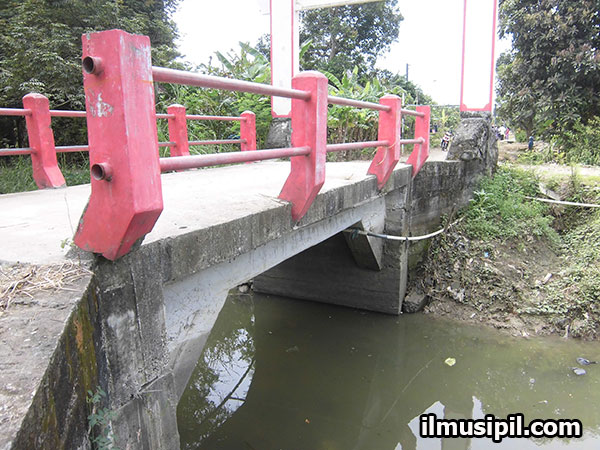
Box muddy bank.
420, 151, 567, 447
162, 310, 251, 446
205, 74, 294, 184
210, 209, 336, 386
413, 169, 600, 340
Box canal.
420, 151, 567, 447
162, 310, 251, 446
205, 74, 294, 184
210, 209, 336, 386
177, 291, 600, 449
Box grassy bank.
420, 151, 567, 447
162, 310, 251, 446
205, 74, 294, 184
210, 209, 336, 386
421, 166, 600, 339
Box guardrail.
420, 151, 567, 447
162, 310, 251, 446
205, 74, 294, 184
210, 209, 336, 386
13, 29, 428, 260
0, 99, 256, 188
75, 29, 429, 260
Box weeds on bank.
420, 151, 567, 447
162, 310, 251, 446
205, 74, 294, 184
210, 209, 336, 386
462, 167, 558, 243
87, 387, 119, 450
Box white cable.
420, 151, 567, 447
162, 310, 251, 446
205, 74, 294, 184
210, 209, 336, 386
525, 196, 600, 208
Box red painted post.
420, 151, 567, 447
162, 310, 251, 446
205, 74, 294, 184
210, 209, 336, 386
167, 104, 190, 156
22, 94, 66, 188
406, 105, 431, 177
240, 111, 256, 151
367, 95, 402, 189
279, 71, 328, 221
74, 30, 163, 261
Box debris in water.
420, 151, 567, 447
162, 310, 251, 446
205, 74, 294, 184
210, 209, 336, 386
571, 367, 586, 376
445, 357, 456, 367
576, 357, 597, 366
285, 346, 299, 353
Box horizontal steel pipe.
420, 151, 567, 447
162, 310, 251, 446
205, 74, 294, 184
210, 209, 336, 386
327, 96, 391, 112
188, 139, 244, 146
0, 147, 33, 156
326, 140, 390, 152
156, 113, 176, 119
186, 115, 244, 122
399, 138, 425, 145
158, 142, 175, 147
49, 110, 87, 118
55, 145, 90, 152
152, 66, 311, 101
0, 108, 31, 117
159, 146, 311, 172
400, 109, 425, 118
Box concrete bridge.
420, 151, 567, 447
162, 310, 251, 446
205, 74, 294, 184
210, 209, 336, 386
0, 29, 497, 450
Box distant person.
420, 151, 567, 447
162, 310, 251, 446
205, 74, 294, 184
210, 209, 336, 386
441, 130, 453, 151
505, 127, 510, 141
528, 135, 534, 151
498, 125, 506, 140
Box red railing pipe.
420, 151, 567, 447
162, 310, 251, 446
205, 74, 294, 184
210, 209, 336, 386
189, 139, 245, 146
160, 146, 310, 172
0, 108, 31, 116
49, 110, 87, 118
186, 115, 243, 121
326, 141, 389, 153
152, 66, 311, 101
328, 95, 391, 112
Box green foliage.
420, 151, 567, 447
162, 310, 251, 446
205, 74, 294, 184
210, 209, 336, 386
462, 167, 558, 242
300, 0, 402, 80
496, 0, 600, 138
0, 0, 179, 147
552, 116, 600, 166
87, 387, 119, 450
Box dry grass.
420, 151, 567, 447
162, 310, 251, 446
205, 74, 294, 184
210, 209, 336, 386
0, 261, 92, 310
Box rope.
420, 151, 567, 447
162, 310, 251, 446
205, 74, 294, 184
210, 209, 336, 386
525, 196, 600, 208
344, 218, 462, 242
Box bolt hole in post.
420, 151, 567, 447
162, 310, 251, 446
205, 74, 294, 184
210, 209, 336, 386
90, 163, 112, 181
82, 56, 103, 75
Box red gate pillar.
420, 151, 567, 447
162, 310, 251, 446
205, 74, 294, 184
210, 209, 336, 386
74, 30, 163, 260
406, 106, 431, 177
367, 95, 402, 189
22, 93, 66, 189
240, 111, 256, 151
167, 104, 190, 156
279, 71, 328, 221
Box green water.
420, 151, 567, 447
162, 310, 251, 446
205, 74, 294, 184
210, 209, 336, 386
177, 292, 600, 449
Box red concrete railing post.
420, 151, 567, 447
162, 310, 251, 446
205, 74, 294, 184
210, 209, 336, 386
240, 111, 256, 151
74, 30, 163, 261
406, 105, 431, 177
22, 93, 66, 189
367, 95, 402, 189
279, 71, 328, 221
167, 104, 190, 156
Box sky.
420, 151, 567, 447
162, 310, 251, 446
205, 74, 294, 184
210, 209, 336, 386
173, 0, 511, 106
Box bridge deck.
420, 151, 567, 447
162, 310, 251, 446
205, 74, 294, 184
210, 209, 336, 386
0, 160, 404, 264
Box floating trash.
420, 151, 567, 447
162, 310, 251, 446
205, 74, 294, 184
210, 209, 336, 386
576, 357, 597, 366
445, 357, 456, 367
572, 367, 586, 376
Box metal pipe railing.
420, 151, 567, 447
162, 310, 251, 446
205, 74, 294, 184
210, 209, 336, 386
0, 147, 33, 156
186, 115, 245, 122
400, 109, 425, 118
0, 108, 31, 116
49, 110, 87, 118
159, 146, 310, 172
152, 66, 311, 101
327, 96, 391, 112
56, 145, 89, 152
189, 139, 245, 146
326, 141, 389, 153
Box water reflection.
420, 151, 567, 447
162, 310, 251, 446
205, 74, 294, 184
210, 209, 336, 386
177, 292, 600, 449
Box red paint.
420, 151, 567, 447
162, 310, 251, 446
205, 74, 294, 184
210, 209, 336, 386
22, 94, 66, 188
326, 141, 389, 152
160, 147, 310, 172
279, 71, 328, 221
405, 106, 431, 177
152, 67, 310, 101
74, 30, 163, 261
328, 95, 391, 112
367, 95, 402, 189
0, 108, 30, 116
240, 111, 257, 151
167, 104, 190, 157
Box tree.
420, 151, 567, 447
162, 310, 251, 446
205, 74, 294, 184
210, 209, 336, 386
496, 0, 600, 137
0, 0, 179, 146
300, 0, 402, 80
